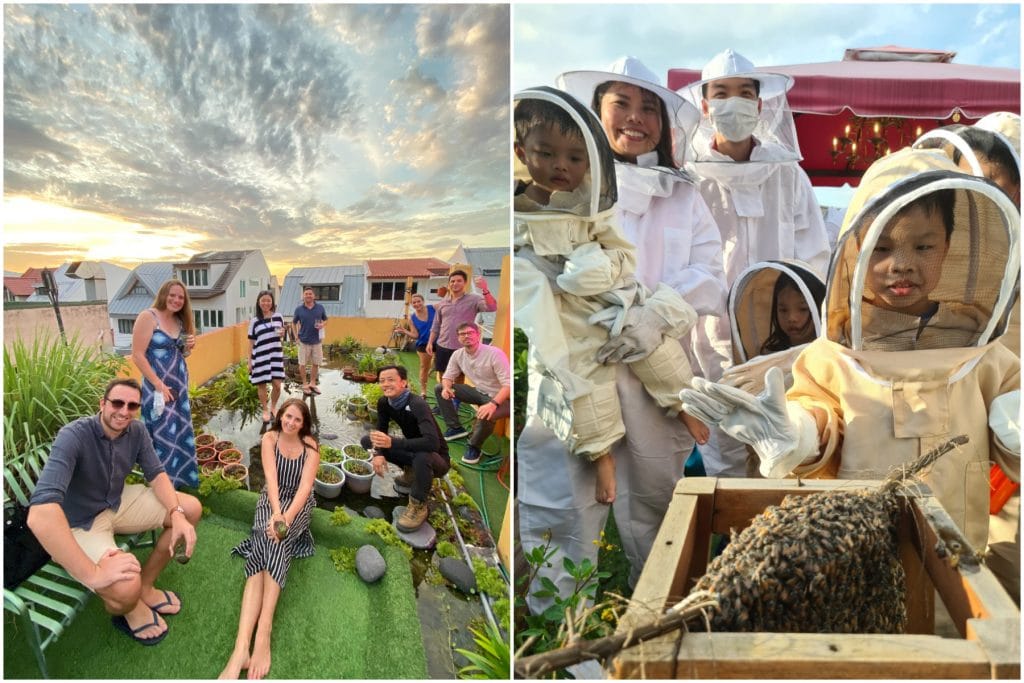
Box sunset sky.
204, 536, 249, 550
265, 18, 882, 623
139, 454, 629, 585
4, 4, 510, 280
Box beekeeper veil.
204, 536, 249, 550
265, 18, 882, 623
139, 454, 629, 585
678, 48, 801, 164
827, 147, 1020, 351
913, 124, 1021, 204
556, 56, 700, 192
728, 260, 825, 363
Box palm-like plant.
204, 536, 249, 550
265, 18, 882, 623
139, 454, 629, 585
456, 621, 509, 679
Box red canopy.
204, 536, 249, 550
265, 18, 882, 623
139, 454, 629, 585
667, 48, 1021, 186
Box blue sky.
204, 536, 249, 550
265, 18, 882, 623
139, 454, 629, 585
4, 4, 510, 278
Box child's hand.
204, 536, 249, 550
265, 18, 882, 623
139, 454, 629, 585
594, 453, 616, 504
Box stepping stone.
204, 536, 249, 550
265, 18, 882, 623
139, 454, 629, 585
438, 557, 477, 595
355, 544, 387, 583
363, 505, 385, 519
320, 433, 338, 441
391, 507, 437, 549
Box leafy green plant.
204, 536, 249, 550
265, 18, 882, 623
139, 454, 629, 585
492, 597, 510, 631
451, 492, 478, 511
282, 342, 298, 360
343, 444, 369, 459
198, 468, 243, 498
4, 335, 125, 460
320, 444, 345, 464
360, 381, 384, 406
471, 557, 507, 599
330, 507, 352, 526
365, 518, 413, 560
316, 465, 342, 484
456, 621, 510, 679
329, 546, 357, 574
436, 540, 459, 559
447, 468, 465, 489
337, 335, 364, 356
513, 327, 529, 442
218, 363, 261, 423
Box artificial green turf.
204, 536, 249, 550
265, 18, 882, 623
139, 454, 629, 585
4, 490, 427, 679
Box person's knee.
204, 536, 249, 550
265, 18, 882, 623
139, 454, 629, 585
100, 572, 143, 613
178, 494, 202, 524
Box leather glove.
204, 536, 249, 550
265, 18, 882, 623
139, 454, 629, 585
680, 366, 819, 478
595, 303, 668, 364
989, 390, 1020, 455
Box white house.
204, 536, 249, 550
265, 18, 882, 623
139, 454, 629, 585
25, 261, 130, 304
363, 257, 452, 319
108, 250, 271, 351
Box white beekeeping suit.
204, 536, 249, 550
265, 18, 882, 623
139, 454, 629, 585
514, 84, 700, 613
682, 149, 1020, 579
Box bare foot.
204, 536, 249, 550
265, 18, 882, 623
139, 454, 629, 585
247, 635, 271, 680
679, 410, 710, 445
142, 586, 181, 615
594, 453, 616, 504
218, 647, 250, 679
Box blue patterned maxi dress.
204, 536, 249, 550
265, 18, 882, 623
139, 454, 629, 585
141, 310, 197, 488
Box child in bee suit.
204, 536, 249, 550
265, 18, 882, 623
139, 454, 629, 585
514, 86, 704, 611
718, 260, 825, 476
681, 148, 1021, 597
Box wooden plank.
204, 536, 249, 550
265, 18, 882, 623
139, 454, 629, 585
677, 477, 716, 588
967, 617, 1020, 679
621, 492, 698, 632
897, 497, 935, 634
614, 632, 994, 679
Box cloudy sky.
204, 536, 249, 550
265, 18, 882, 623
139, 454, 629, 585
4, 4, 510, 279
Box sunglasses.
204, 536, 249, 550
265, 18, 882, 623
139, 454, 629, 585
105, 398, 141, 411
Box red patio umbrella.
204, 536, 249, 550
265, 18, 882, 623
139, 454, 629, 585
667, 46, 1021, 187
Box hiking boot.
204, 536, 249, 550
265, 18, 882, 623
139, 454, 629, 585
397, 497, 429, 532
462, 446, 482, 465
393, 467, 414, 495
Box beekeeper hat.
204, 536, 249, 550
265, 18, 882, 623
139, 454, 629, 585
680, 49, 793, 106
975, 112, 1021, 156
557, 56, 700, 164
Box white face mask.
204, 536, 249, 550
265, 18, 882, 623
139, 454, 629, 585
707, 97, 760, 143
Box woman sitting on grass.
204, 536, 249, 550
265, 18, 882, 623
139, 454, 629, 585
219, 398, 319, 680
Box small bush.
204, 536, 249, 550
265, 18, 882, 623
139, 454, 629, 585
471, 557, 506, 599
329, 547, 357, 574
436, 540, 459, 559
330, 507, 352, 526
365, 519, 413, 560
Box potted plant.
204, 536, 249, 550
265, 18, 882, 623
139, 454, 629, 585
218, 448, 243, 466
320, 444, 345, 465
200, 461, 219, 477
214, 440, 236, 454
223, 463, 248, 482
342, 458, 374, 494
343, 444, 371, 461
197, 445, 218, 467
314, 463, 345, 498
195, 433, 216, 448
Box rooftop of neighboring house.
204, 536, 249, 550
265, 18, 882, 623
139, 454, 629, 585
108, 262, 175, 316
23, 261, 131, 303
279, 265, 365, 318
171, 250, 259, 299
364, 257, 451, 279
4, 276, 38, 298
458, 246, 506, 278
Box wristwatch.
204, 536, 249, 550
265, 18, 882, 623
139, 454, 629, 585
482, 289, 491, 295
169, 504, 186, 518
490, 399, 500, 406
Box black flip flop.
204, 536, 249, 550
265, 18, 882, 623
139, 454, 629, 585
111, 608, 168, 646
145, 589, 182, 616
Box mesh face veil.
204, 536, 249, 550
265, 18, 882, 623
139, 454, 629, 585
728, 260, 825, 363
827, 148, 1020, 351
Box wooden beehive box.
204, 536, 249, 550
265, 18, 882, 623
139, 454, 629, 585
613, 478, 1020, 679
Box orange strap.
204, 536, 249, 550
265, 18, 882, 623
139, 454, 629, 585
990, 462, 1020, 515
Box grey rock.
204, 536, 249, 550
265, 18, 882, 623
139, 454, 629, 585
355, 544, 387, 583
320, 433, 338, 440
438, 557, 477, 595
391, 506, 437, 549
363, 505, 385, 519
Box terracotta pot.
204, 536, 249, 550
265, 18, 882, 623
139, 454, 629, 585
214, 440, 236, 453
200, 461, 219, 476
197, 445, 218, 466
218, 448, 243, 466
223, 463, 248, 482
361, 372, 378, 383
342, 366, 356, 378
195, 434, 216, 448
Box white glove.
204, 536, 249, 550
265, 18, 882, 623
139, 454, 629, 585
516, 246, 565, 295
989, 390, 1020, 455
595, 303, 669, 364
680, 367, 819, 478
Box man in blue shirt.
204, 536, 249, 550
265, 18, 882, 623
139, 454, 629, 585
28, 378, 201, 645
292, 286, 328, 395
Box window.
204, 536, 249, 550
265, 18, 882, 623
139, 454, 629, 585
309, 284, 340, 301
240, 280, 246, 298
194, 309, 224, 330
130, 284, 148, 295
370, 280, 413, 301
481, 268, 501, 276
117, 319, 134, 334
179, 268, 208, 287
194, 311, 201, 329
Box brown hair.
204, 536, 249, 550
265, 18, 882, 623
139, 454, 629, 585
153, 279, 196, 335
271, 398, 318, 451
103, 377, 142, 400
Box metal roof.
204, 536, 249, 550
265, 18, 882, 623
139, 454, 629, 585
279, 266, 365, 318
109, 262, 175, 306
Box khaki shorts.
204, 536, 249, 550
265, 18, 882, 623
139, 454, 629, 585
298, 342, 324, 366
71, 485, 167, 563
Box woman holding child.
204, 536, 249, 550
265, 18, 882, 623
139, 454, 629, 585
220, 398, 319, 679
517, 58, 729, 611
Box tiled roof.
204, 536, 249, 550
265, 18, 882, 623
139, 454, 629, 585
20, 268, 45, 282
4, 277, 37, 297
365, 258, 451, 279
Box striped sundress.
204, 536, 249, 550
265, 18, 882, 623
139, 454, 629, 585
232, 437, 315, 587
140, 310, 197, 489
247, 313, 285, 384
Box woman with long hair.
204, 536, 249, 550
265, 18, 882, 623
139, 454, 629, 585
220, 398, 319, 680
392, 292, 436, 397
248, 290, 286, 423
131, 278, 198, 488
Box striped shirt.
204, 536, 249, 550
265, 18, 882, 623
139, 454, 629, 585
248, 314, 285, 384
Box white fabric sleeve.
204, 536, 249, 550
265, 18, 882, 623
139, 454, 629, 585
793, 172, 832, 280
660, 189, 728, 317
989, 390, 1021, 456
556, 242, 619, 297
